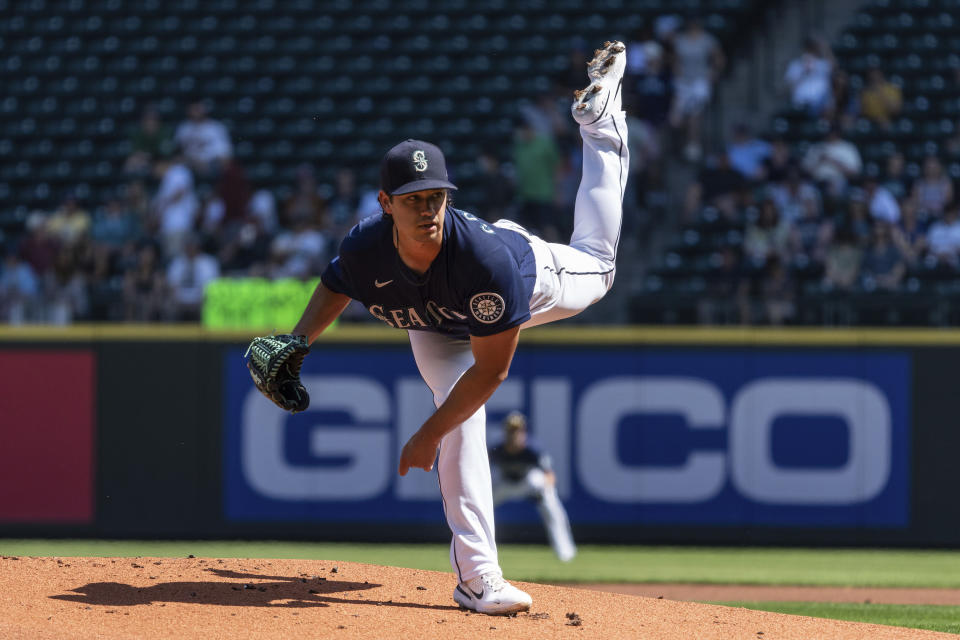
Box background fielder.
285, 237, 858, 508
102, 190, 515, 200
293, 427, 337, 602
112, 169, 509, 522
489, 411, 577, 562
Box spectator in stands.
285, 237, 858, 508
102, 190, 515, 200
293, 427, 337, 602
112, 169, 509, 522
268, 217, 329, 280
0, 251, 40, 324
18, 211, 59, 276
174, 100, 232, 179
768, 164, 821, 224
726, 123, 772, 181
863, 175, 900, 224
45, 192, 91, 247
925, 201, 960, 268
556, 38, 590, 95
626, 25, 664, 78
166, 235, 219, 322
821, 224, 862, 292
475, 149, 515, 222
882, 152, 911, 201
83, 236, 119, 321
151, 152, 200, 257
249, 189, 279, 235
325, 167, 362, 242
784, 35, 834, 116
683, 151, 746, 223
911, 155, 954, 217
44, 246, 89, 324
697, 243, 749, 325
669, 15, 725, 162
654, 13, 683, 44
764, 137, 794, 183
283, 164, 328, 230
845, 193, 874, 247
743, 198, 792, 268
520, 93, 567, 141
859, 67, 902, 130
624, 111, 662, 224
893, 199, 927, 265
791, 194, 834, 266
628, 44, 672, 209
124, 103, 174, 176
825, 69, 859, 132
212, 157, 253, 232
122, 242, 166, 321
218, 217, 271, 275
513, 117, 561, 239
90, 196, 142, 250
354, 183, 384, 224
801, 125, 862, 198
631, 41, 673, 130
860, 221, 906, 291
757, 255, 796, 325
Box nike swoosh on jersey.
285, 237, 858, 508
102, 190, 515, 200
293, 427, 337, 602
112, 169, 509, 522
374, 279, 394, 288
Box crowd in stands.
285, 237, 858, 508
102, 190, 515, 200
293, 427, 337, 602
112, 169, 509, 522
4, 18, 721, 325
5, 12, 955, 327
683, 32, 960, 325
0, 97, 378, 324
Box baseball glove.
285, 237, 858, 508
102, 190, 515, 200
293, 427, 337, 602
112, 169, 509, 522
245, 334, 311, 413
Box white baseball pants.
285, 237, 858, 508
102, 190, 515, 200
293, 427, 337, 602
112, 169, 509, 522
408, 112, 628, 582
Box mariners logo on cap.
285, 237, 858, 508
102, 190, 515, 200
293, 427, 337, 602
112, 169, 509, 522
470, 292, 505, 324
412, 150, 428, 172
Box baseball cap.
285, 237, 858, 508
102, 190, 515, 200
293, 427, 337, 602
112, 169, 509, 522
379, 139, 458, 196
504, 411, 527, 431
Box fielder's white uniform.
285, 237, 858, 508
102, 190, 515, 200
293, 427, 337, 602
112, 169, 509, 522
490, 443, 578, 562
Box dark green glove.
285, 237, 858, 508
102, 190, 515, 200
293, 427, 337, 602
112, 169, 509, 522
245, 334, 310, 413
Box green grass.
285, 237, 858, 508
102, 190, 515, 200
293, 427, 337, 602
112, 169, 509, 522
5, 541, 960, 588
715, 601, 960, 635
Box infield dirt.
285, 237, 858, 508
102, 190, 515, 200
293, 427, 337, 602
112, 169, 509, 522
0, 556, 954, 639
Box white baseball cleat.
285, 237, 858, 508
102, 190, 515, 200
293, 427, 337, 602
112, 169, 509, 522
453, 572, 533, 615
571, 40, 626, 125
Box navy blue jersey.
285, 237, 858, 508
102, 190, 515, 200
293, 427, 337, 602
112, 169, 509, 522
489, 443, 552, 482
321, 207, 537, 339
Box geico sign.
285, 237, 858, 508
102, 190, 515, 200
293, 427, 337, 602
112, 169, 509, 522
240, 375, 891, 506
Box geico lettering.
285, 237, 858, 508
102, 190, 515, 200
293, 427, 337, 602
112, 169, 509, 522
239, 373, 894, 508
241, 375, 391, 500
574, 376, 893, 506
729, 378, 891, 505
577, 377, 725, 503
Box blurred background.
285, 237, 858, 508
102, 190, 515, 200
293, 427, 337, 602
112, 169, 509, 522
5, 0, 958, 327
2, 0, 958, 551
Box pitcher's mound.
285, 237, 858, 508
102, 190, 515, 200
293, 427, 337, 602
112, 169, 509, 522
0, 556, 951, 639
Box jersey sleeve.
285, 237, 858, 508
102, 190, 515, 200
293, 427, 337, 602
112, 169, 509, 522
464, 246, 531, 337
320, 255, 356, 298
320, 233, 362, 299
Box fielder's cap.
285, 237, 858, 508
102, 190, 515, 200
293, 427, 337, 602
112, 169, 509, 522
380, 139, 458, 196
504, 411, 527, 431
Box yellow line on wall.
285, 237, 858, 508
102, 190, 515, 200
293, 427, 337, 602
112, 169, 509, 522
2, 323, 960, 345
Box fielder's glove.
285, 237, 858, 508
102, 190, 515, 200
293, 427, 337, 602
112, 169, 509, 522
245, 334, 311, 413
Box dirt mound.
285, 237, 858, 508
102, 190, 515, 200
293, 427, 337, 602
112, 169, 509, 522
0, 556, 952, 639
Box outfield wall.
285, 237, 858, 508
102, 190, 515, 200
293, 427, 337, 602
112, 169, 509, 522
1, 324, 959, 547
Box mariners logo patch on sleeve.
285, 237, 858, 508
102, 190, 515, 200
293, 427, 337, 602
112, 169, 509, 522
470, 292, 506, 324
